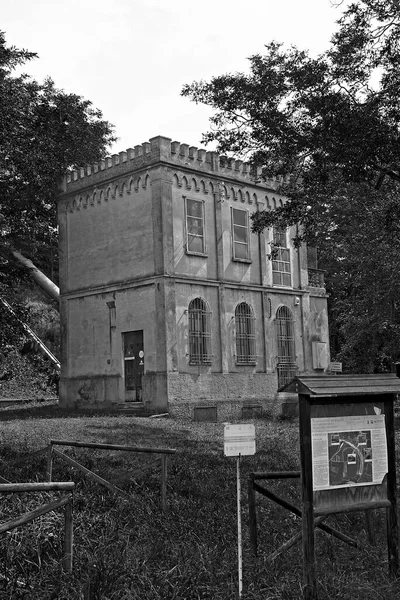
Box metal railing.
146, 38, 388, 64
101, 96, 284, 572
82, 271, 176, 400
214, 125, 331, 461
308, 268, 325, 288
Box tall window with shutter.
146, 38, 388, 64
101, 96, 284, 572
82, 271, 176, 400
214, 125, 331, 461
185, 198, 205, 254
232, 208, 250, 260
272, 227, 291, 286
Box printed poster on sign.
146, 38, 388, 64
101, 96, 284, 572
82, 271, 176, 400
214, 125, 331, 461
311, 415, 388, 491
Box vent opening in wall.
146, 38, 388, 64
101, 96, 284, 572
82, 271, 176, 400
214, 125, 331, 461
194, 406, 217, 422
241, 405, 263, 419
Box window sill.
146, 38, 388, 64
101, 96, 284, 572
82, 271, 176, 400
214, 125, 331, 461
189, 361, 212, 366
232, 257, 252, 264
236, 362, 257, 366
185, 250, 208, 258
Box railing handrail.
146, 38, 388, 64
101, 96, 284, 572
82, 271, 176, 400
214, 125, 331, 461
251, 471, 300, 480
307, 267, 326, 274
0, 483, 74, 572
49, 439, 177, 454
0, 482, 75, 493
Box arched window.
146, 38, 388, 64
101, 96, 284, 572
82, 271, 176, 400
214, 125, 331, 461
235, 303, 256, 364
276, 306, 297, 388
188, 298, 212, 364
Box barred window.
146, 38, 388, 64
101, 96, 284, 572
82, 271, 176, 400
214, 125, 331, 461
232, 208, 250, 260
276, 306, 297, 388
272, 227, 291, 286
188, 298, 212, 364
186, 198, 205, 254
235, 303, 256, 364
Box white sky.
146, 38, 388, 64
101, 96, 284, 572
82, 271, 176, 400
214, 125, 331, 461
3, 0, 343, 154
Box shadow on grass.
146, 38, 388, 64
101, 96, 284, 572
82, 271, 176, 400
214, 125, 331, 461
0, 400, 141, 421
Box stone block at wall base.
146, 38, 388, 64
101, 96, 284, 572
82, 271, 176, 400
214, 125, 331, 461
59, 372, 169, 413
59, 375, 121, 409
276, 392, 299, 417
168, 396, 284, 422
143, 371, 168, 412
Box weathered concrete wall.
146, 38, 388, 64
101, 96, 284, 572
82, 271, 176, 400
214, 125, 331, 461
167, 372, 279, 421
59, 375, 120, 410
174, 282, 221, 373
59, 283, 169, 411
169, 278, 329, 419
172, 181, 218, 280
64, 186, 154, 292
223, 287, 265, 373
221, 194, 262, 286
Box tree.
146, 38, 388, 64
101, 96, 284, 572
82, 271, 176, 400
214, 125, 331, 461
0, 31, 116, 286
0, 31, 115, 352
182, 1, 400, 190
181, 1, 400, 372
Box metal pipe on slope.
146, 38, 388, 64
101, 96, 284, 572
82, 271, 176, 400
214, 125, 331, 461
0, 297, 60, 370
11, 250, 60, 303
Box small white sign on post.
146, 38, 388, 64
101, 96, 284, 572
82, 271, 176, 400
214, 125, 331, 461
224, 423, 256, 598
223, 423, 256, 457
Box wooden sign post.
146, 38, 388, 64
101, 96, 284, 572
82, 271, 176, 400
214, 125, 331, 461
224, 424, 256, 598
279, 374, 400, 600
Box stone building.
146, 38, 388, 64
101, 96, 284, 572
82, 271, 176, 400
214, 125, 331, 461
58, 135, 330, 419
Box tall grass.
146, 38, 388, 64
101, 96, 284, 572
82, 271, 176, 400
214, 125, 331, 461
0, 415, 399, 599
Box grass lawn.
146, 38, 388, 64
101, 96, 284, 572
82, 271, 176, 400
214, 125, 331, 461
0, 406, 399, 599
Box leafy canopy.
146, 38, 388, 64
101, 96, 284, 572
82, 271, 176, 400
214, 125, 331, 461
182, 1, 400, 195
182, 1, 400, 371
0, 31, 115, 352
0, 31, 116, 282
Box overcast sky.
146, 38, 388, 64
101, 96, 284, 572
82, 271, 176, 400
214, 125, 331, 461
3, 0, 344, 154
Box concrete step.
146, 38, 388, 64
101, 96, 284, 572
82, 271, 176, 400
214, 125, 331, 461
115, 404, 168, 418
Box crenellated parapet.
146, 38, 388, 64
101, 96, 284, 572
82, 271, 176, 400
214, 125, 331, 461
61, 135, 284, 196
65, 171, 151, 213
64, 166, 287, 215
171, 171, 286, 209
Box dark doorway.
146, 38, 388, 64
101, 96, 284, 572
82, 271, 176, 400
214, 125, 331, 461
123, 330, 144, 402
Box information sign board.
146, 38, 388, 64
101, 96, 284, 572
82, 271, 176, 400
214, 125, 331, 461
329, 362, 343, 373
224, 424, 256, 457
311, 414, 387, 492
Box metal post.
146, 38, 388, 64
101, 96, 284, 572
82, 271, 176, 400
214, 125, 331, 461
299, 395, 317, 599
237, 455, 243, 597
161, 454, 167, 513
63, 497, 73, 572
248, 473, 257, 556
47, 443, 53, 482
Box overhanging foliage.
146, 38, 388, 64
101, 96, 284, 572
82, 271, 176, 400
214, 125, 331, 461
182, 1, 400, 372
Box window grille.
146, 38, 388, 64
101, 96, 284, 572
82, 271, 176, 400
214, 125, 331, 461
235, 302, 256, 364
232, 208, 250, 260
188, 298, 212, 364
272, 227, 291, 286
276, 306, 297, 388
186, 198, 205, 254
